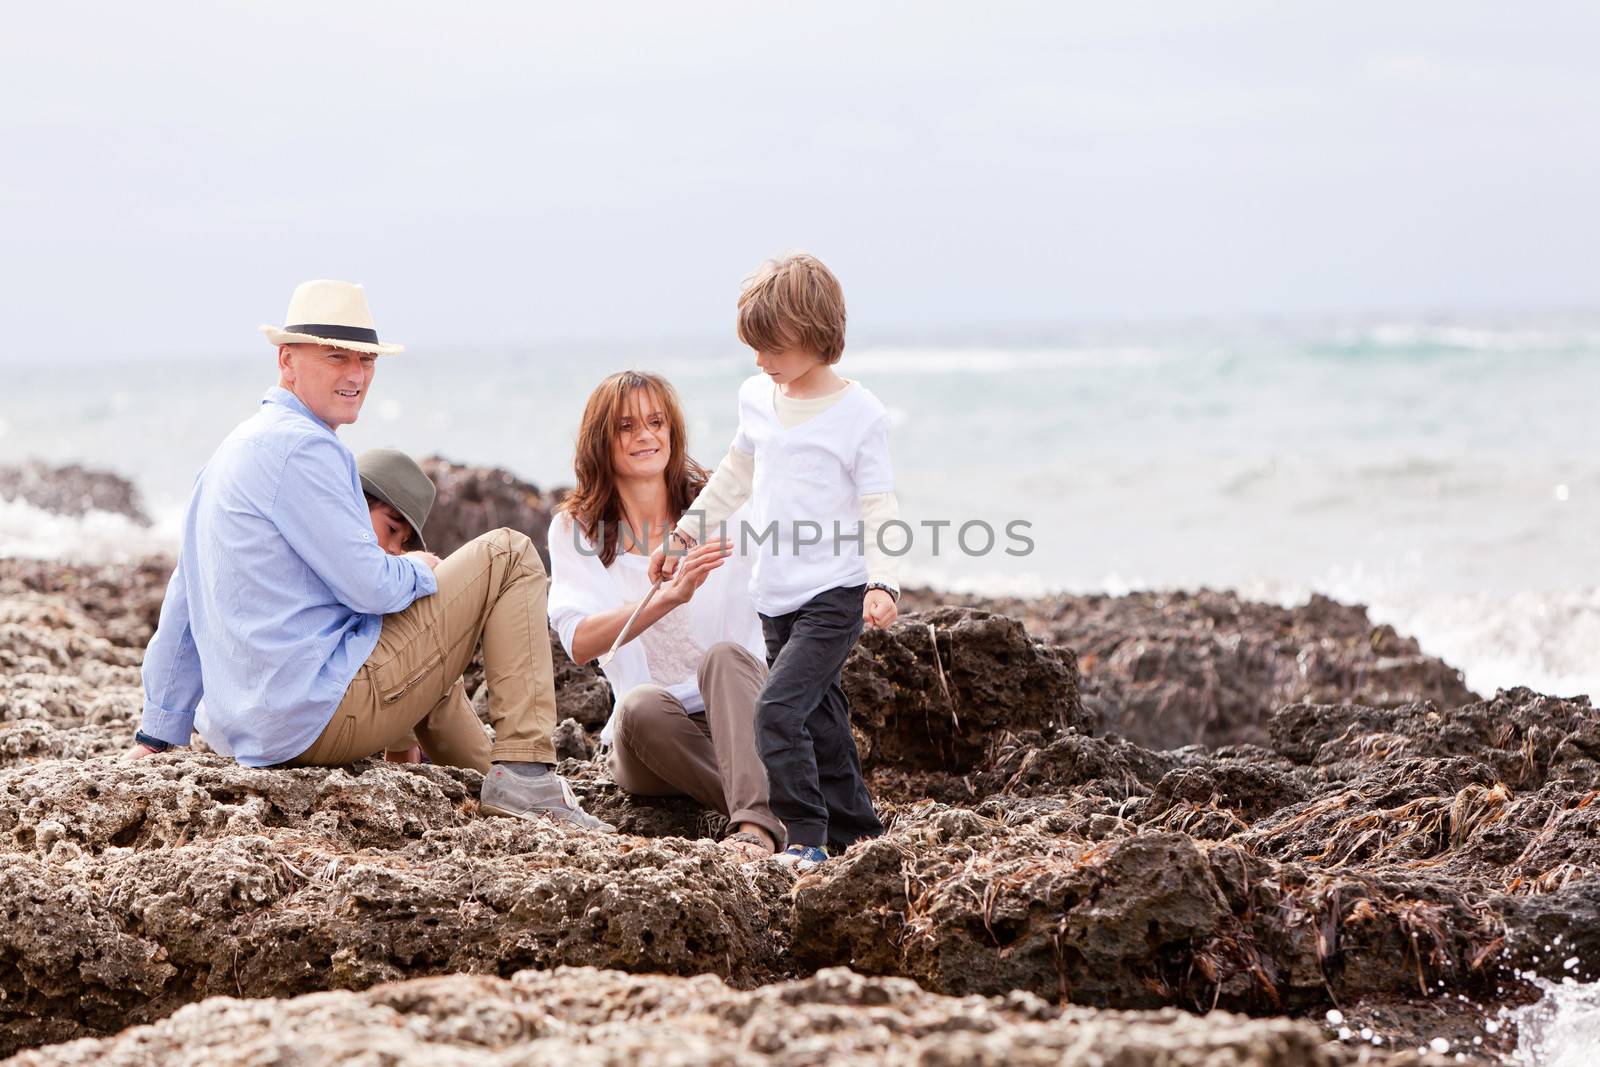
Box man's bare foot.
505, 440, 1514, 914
385, 746, 423, 764
721, 823, 775, 862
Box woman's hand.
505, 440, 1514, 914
864, 589, 898, 630
571, 540, 729, 662
647, 539, 679, 583
662, 539, 732, 606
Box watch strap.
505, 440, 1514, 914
134, 729, 173, 752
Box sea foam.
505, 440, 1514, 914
1510, 979, 1600, 1066
0, 497, 178, 564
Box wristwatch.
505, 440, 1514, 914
134, 729, 173, 752
866, 582, 900, 603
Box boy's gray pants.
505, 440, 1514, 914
755, 583, 884, 850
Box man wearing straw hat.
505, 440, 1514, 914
130, 280, 612, 832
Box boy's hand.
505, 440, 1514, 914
406, 550, 442, 571
864, 589, 898, 630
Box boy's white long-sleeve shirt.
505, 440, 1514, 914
676, 377, 901, 614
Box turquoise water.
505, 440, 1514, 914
2, 314, 1596, 697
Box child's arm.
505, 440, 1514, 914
853, 411, 899, 629
651, 446, 753, 581
676, 446, 753, 542
860, 490, 901, 629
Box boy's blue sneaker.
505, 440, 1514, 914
773, 844, 830, 872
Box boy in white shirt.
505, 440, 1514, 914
651, 252, 898, 869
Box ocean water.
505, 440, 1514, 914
1510, 978, 1600, 1066
1, 314, 1596, 700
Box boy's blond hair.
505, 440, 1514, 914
736, 252, 847, 365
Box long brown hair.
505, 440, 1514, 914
561, 370, 708, 567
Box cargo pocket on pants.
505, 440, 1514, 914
378, 648, 445, 708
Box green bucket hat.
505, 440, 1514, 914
357, 448, 436, 552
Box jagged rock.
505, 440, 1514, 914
1270, 688, 1599, 788
1499, 878, 1600, 982
0, 756, 789, 1056
1243, 691, 1600, 890
0, 575, 149, 776
969, 731, 1313, 840
1326, 992, 1521, 1063
0, 966, 1369, 1067
0, 755, 471, 854
0, 720, 133, 768
792, 803, 1509, 1019
0, 558, 172, 650
975, 729, 1183, 800
418, 458, 558, 565
560, 754, 729, 841
0, 462, 150, 524
0, 556, 1582, 1063
1202, 847, 1505, 1012
1143, 749, 1312, 834
552, 718, 593, 762
900, 587, 1477, 751
791, 808, 1231, 1005
842, 607, 1084, 771
550, 639, 613, 731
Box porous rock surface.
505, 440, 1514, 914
0, 756, 791, 1055
842, 606, 1085, 772
900, 586, 1478, 751
0, 464, 1592, 1065
0, 555, 1582, 1062
2, 967, 1364, 1067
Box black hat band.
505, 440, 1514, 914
285, 323, 380, 344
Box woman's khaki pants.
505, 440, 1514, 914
289, 528, 558, 772
607, 641, 784, 848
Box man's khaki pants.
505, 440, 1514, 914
290, 528, 558, 771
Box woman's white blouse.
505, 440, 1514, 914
547, 509, 766, 745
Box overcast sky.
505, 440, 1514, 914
2, 1, 1596, 363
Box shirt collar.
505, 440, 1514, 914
263, 386, 338, 435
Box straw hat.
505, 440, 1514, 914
260, 279, 404, 355
357, 449, 436, 551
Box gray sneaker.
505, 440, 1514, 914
480, 766, 617, 833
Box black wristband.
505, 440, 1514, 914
134, 729, 173, 752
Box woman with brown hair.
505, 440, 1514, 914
547, 371, 781, 860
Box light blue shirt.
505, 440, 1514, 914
139, 387, 437, 766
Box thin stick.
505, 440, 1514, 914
928, 623, 957, 730
597, 580, 662, 667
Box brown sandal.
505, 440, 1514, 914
721, 829, 774, 862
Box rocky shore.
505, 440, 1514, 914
1, 461, 1593, 1064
